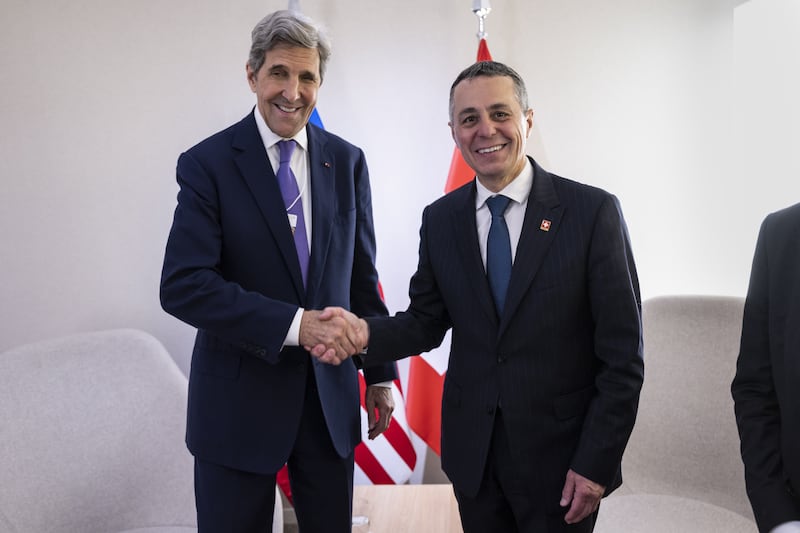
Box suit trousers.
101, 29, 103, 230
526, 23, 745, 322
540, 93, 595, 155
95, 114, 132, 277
194, 364, 355, 533
453, 408, 598, 533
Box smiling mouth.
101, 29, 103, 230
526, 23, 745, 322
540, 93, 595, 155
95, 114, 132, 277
276, 103, 301, 113
477, 144, 505, 154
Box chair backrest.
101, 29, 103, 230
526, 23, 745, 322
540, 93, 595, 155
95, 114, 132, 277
621, 295, 752, 519
0, 329, 196, 532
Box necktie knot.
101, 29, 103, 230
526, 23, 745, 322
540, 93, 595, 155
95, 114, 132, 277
486, 195, 511, 217
278, 139, 296, 166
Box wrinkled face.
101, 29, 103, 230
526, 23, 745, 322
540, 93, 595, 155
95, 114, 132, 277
247, 44, 320, 138
449, 75, 533, 192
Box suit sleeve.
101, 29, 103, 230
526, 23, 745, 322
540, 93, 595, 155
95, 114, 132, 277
364, 204, 452, 363
732, 215, 799, 533
160, 151, 297, 364
348, 149, 398, 384
570, 194, 644, 488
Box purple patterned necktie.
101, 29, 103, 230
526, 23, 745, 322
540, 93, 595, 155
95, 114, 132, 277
276, 140, 309, 286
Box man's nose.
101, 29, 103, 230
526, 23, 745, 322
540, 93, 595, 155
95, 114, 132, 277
477, 118, 496, 137
282, 77, 301, 101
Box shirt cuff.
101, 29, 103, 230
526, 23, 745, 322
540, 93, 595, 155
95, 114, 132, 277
371, 381, 393, 388
770, 521, 800, 533
283, 308, 303, 347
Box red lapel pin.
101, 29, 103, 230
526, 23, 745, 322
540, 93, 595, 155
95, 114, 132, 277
540, 219, 551, 231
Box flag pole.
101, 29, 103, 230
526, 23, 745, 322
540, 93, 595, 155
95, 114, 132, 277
408, 1, 497, 456
472, 0, 491, 40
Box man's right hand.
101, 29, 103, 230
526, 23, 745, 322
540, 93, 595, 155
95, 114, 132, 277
300, 307, 368, 365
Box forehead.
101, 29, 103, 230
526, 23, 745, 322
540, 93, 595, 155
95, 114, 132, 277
261, 44, 320, 76
453, 75, 519, 113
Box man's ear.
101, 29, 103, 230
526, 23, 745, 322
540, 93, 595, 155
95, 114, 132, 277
246, 63, 257, 91
525, 108, 534, 137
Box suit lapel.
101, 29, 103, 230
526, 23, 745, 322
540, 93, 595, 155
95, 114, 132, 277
232, 114, 306, 299
450, 183, 499, 325
305, 126, 335, 301
499, 159, 563, 337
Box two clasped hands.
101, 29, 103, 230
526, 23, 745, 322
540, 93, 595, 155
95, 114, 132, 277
299, 307, 367, 365
299, 307, 389, 440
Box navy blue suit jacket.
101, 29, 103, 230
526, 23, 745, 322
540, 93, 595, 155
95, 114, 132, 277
160, 112, 396, 475
733, 203, 800, 532
366, 159, 643, 510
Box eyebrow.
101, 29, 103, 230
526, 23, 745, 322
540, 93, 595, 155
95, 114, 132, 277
266, 63, 318, 79
457, 102, 512, 118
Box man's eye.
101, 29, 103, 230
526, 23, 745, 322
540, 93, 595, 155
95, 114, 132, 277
461, 116, 477, 125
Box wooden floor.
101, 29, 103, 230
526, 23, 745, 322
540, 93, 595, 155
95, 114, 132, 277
352, 484, 463, 533
282, 483, 462, 532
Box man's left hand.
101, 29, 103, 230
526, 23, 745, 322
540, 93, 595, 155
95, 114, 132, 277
364, 385, 394, 440
560, 468, 605, 524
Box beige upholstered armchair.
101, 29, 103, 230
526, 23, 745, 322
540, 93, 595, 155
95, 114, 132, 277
0, 328, 282, 533
595, 295, 757, 532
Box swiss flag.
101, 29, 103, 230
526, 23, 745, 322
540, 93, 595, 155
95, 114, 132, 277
405, 39, 493, 456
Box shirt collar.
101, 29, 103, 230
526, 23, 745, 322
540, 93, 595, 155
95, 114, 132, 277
475, 158, 534, 210
252, 107, 309, 153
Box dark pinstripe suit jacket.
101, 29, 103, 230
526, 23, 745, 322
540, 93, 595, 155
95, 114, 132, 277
366, 158, 644, 510
733, 202, 800, 533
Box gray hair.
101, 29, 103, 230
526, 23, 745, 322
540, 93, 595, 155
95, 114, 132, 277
449, 61, 529, 122
248, 10, 332, 80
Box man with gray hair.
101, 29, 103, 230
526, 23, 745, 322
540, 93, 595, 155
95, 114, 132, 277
160, 10, 397, 532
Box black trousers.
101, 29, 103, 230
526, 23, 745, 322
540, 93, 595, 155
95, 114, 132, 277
453, 408, 598, 533
194, 368, 355, 533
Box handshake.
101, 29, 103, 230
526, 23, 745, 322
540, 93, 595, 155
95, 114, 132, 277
299, 307, 369, 365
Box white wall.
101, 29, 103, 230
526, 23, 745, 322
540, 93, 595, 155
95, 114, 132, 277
2, 0, 798, 380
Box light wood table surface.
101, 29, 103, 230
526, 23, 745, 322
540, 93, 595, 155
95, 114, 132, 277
352, 483, 463, 533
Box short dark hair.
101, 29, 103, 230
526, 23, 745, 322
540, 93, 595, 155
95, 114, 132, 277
449, 61, 529, 122
248, 10, 332, 80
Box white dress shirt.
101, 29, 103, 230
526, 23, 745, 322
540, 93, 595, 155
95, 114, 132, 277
474, 159, 534, 271
253, 108, 311, 347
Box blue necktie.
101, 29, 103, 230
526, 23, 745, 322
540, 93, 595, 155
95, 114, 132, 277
486, 195, 512, 315
276, 140, 309, 286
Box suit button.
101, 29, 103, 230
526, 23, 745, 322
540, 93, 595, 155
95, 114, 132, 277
497, 354, 506, 363
486, 406, 495, 414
